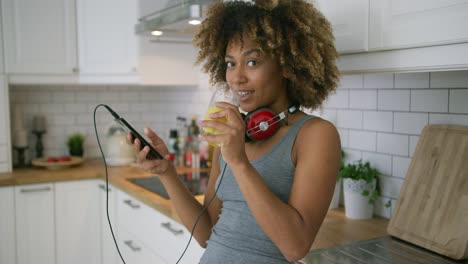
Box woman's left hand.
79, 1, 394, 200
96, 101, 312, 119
200, 102, 248, 166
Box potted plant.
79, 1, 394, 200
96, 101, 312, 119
67, 133, 85, 157
339, 159, 380, 219
329, 149, 345, 209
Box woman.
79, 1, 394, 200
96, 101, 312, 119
128, 0, 341, 263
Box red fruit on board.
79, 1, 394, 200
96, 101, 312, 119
47, 157, 58, 162
57, 156, 72, 162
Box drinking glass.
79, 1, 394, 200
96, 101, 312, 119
202, 82, 240, 136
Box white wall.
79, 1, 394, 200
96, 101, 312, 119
9, 70, 468, 218
310, 70, 468, 218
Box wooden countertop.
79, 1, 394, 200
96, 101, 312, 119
0, 159, 389, 249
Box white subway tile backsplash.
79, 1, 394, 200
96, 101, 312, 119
0, 128, 5, 144
411, 90, 448, 113
362, 152, 392, 176
129, 103, 152, 113
363, 111, 393, 132
374, 197, 396, 219
40, 103, 65, 114
337, 128, 349, 148
343, 149, 362, 163
431, 70, 468, 88
64, 103, 88, 113
339, 74, 364, 89
337, 110, 362, 129
0, 146, 6, 162
21, 104, 40, 115
139, 91, 161, 102
63, 126, 89, 137
349, 130, 376, 151
393, 112, 428, 135
377, 133, 408, 156
409, 136, 419, 157
86, 85, 108, 92
28, 91, 52, 103
378, 90, 410, 111
38, 85, 63, 92
324, 90, 349, 108
52, 91, 75, 103
10, 92, 28, 103
449, 89, 468, 114
119, 91, 140, 102
75, 91, 98, 103
349, 90, 377, 110
107, 85, 129, 92
319, 109, 338, 125
429, 113, 468, 126
364, 73, 394, 89
50, 114, 76, 126
97, 91, 120, 103
395, 72, 429, 89
392, 156, 412, 179
379, 175, 404, 199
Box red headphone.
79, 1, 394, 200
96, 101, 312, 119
242, 105, 299, 142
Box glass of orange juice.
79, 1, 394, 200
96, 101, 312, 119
202, 82, 240, 137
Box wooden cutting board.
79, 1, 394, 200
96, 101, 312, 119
388, 125, 468, 260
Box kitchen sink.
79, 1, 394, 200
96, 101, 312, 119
127, 172, 209, 199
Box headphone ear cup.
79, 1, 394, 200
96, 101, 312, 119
244, 108, 279, 141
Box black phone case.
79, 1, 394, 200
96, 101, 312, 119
115, 118, 163, 160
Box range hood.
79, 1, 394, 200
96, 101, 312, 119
135, 0, 218, 43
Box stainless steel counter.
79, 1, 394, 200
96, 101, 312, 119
301, 236, 467, 264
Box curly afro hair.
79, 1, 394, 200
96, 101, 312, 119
193, 0, 340, 109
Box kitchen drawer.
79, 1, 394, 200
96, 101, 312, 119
116, 189, 204, 263
117, 227, 167, 264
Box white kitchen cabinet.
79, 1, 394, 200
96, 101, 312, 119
0, 75, 11, 173
98, 180, 120, 264
76, 0, 138, 77
55, 180, 101, 264
0, 186, 16, 264
312, 0, 368, 53
15, 183, 55, 264
369, 0, 468, 51
116, 188, 205, 264
323, 0, 468, 73
2, 0, 77, 74
2, 0, 140, 84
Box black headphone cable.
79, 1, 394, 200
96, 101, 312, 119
176, 162, 227, 264
95, 104, 227, 264
94, 104, 127, 264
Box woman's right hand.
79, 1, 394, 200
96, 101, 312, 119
126, 127, 175, 177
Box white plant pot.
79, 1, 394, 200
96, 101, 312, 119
329, 178, 342, 209
343, 178, 376, 219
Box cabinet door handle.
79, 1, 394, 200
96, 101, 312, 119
124, 199, 140, 209
20, 187, 51, 193
161, 222, 184, 236
124, 240, 141, 252
72, 67, 79, 73
98, 184, 112, 192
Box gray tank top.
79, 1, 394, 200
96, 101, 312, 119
199, 115, 316, 264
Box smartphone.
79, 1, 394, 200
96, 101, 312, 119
114, 117, 164, 160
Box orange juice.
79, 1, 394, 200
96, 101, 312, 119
203, 106, 227, 135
